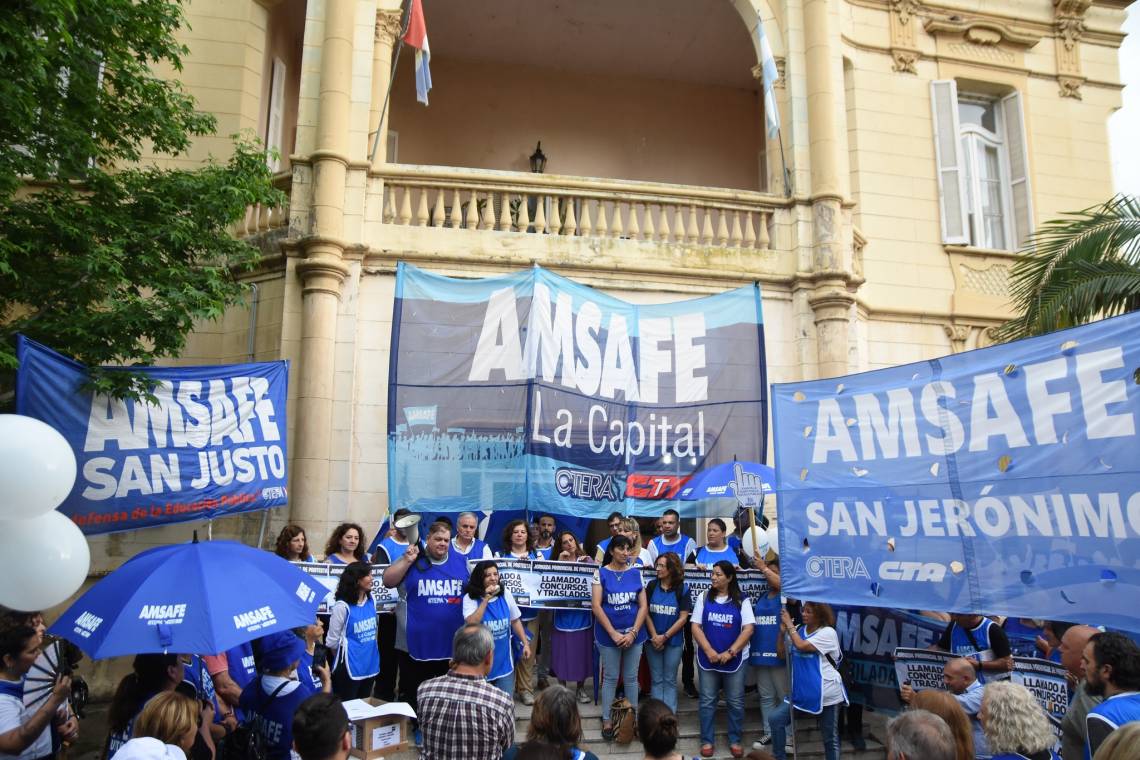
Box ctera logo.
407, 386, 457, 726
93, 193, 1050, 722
555, 468, 620, 502
879, 561, 947, 582
73, 611, 104, 638
805, 555, 870, 579
233, 605, 277, 632
138, 604, 188, 626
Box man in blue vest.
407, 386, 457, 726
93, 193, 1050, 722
1084, 631, 1140, 758
382, 520, 468, 724
934, 614, 1013, 681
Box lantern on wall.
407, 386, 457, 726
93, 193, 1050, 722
529, 141, 547, 174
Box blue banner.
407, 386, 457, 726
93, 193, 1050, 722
773, 313, 1140, 631
15, 337, 289, 534
387, 263, 767, 518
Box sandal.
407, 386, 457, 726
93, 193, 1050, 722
601, 723, 615, 742
700, 745, 715, 758
731, 744, 745, 758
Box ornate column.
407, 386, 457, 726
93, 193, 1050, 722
369, 10, 403, 167
1054, 0, 1091, 98
291, 0, 354, 533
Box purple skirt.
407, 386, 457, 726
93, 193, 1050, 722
551, 626, 594, 682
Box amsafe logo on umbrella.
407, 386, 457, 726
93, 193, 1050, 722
233, 605, 277, 632
138, 604, 188, 625
72, 612, 104, 638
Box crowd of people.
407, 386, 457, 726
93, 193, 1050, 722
0, 509, 1138, 760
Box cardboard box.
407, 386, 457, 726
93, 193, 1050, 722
346, 698, 414, 760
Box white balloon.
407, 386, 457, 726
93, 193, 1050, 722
740, 526, 770, 560
0, 511, 90, 611
0, 415, 77, 520
766, 525, 780, 557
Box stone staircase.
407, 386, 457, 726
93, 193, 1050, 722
512, 687, 889, 760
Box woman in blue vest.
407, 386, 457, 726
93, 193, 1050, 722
552, 531, 596, 704
325, 561, 379, 700
239, 631, 331, 760
980, 681, 1061, 760
768, 601, 847, 760
463, 560, 531, 696
644, 551, 691, 712
749, 554, 785, 749
322, 522, 369, 565
498, 518, 542, 705
591, 534, 648, 741
105, 654, 183, 758
692, 519, 741, 568
691, 560, 755, 758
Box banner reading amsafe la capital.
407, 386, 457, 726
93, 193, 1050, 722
772, 312, 1140, 631
15, 337, 289, 534
387, 263, 767, 517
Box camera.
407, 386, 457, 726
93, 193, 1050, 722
312, 643, 330, 670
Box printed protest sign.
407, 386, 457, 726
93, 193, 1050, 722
837, 607, 947, 711
388, 263, 766, 518
16, 337, 288, 534
773, 312, 1140, 630
295, 562, 402, 613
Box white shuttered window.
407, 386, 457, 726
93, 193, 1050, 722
266, 58, 286, 171
931, 80, 1033, 250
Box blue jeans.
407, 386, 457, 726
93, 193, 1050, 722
490, 671, 514, 698
754, 663, 788, 729
645, 644, 683, 712
769, 701, 841, 760
698, 665, 745, 746
599, 642, 644, 718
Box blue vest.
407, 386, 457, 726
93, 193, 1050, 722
597, 537, 612, 556
650, 533, 693, 562
0, 679, 23, 700
106, 693, 156, 758
535, 544, 555, 560
404, 551, 469, 661
696, 594, 745, 673
479, 595, 516, 681
555, 608, 592, 632
594, 566, 647, 648
327, 552, 370, 565
695, 545, 739, 566
335, 598, 380, 678
790, 625, 830, 714
749, 595, 782, 666
182, 655, 222, 722
452, 537, 489, 560
296, 650, 324, 692
1088, 692, 1140, 755
647, 582, 688, 648
226, 642, 257, 691
949, 618, 999, 683
1002, 618, 1044, 658
240, 678, 317, 760
375, 536, 410, 565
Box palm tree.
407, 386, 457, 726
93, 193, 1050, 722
995, 194, 1140, 342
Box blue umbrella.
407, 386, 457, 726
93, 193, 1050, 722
48, 537, 324, 659
677, 461, 775, 503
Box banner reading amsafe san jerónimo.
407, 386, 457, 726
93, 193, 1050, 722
387, 263, 767, 517
16, 337, 288, 534
772, 312, 1140, 631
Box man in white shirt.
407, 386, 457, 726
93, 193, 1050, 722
0, 624, 78, 760
646, 510, 696, 565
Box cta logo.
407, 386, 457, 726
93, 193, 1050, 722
138, 603, 188, 626
262, 486, 286, 500
555, 468, 620, 501
73, 611, 104, 639
879, 561, 947, 582
806, 556, 870, 579
626, 473, 689, 500
233, 605, 277, 632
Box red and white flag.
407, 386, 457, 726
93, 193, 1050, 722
403, 0, 432, 105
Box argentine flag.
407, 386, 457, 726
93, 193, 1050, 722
404, 0, 432, 105
756, 13, 780, 138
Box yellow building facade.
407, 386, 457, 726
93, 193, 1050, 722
85, 0, 1131, 566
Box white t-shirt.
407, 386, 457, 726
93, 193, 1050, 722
462, 588, 522, 621
691, 593, 756, 660
805, 626, 847, 707
0, 683, 52, 760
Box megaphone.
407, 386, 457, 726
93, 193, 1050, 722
394, 512, 421, 546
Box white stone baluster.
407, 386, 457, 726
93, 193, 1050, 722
465, 190, 479, 230
563, 199, 577, 236
397, 186, 412, 226
516, 193, 530, 232
611, 202, 624, 238
595, 201, 608, 237
579, 199, 593, 237
432, 189, 445, 227
480, 191, 496, 230
449, 189, 462, 228
700, 207, 714, 244
688, 206, 700, 243
627, 203, 640, 240
549, 197, 562, 235
642, 203, 655, 240
757, 211, 771, 248
534, 196, 547, 234
414, 188, 429, 226
383, 186, 396, 223
730, 211, 743, 246
498, 192, 512, 231
743, 211, 756, 248
716, 210, 730, 245
673, 206, 686, 243
657, 205, 671, 242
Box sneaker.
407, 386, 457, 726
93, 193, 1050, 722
753, 733, 772, 749
576, 687, 591, 704
521, 692, 535, 706
785, 739, 795, 753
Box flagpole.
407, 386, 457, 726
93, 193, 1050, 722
368, 0, 413, 166
777, 128, 793, 198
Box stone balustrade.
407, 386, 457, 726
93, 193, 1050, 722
375, 165, 784, 251
233, 173, 291, 239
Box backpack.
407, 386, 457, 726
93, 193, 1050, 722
609, 697, 636, 744
217, 681, 288, 760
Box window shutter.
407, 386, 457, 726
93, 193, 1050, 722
266, 58, 286, 171
1001, 91, 1033, 249
930, 80, 969, 245
386, 130, 399, 163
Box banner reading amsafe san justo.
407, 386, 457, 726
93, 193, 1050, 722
16, 337, 289, 534
772, 312, 1140, 631
387, 263, 767, 517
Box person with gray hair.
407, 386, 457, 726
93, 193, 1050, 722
887, 709, 957, 760
452, 511, 493, 559
417, 624, 516, 760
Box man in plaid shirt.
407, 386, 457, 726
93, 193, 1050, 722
418, 624, 516, 759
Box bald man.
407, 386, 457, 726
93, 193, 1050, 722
1057, 625, 1101, 760
901, 657, 988, 758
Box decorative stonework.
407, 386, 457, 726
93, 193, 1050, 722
943, 323, 971, 353
1053, 0, 1091, 98
889, 0, 921, 74
959, 262, 1011, 297
924, 16, 1041, 69
375, 10, 403, 45
751, 58, 786, 88
945, 41, 1017, 63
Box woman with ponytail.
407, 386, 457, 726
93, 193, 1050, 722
105, 654, 183, 759
637, 698, 697, 760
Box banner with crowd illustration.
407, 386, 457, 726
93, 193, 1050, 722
772, 312, 1140, 631
386, 263, 767, 519
15, 337, 289, 534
